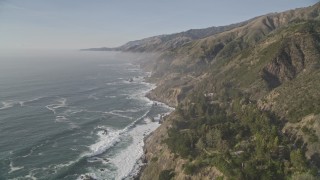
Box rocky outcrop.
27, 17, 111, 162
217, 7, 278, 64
283, 114, 320, 161
146, 87, 181, 107
261, 35, 314, 89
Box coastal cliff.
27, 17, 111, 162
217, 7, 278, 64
139, 3, 320, 179
89, 2, 320, 179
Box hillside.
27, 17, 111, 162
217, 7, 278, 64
95, 2, 320, 180
137, 3, 320, 180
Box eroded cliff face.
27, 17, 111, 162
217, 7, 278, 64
261, 32, 319, 89
145, 71, 207, 107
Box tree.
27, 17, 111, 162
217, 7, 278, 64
290, 149, 307, 172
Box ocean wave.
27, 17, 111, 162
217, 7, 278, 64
106, 75, 149, 87
55, 116, 68, 122
0, 100, 26, 110
82, 74, 171, 176
105, 95, 117, 98
104, 111, 133, 120
45, 97, 67, 115
3, 96, 59, 110
77, 86, 104, 95
111, 118, 160, 180
44, 97, 79, 128
0, 100, 17, 110
106, 81, 120, 86
86, 128, 122, 158
8, 161, 24, 174
87, 108, 151, 158
25, 170, 38, 180
78, 115, 161, 180
111, 108, 143, 113
20, 96, 48, 106
88, 93, 99, 100
16, 142, 47, 158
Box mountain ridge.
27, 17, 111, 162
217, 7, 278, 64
81, 18, 255, 52
137, 3, 320, 180
92, 2, 320, 179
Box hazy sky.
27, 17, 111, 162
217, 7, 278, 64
0, 0, 318, 50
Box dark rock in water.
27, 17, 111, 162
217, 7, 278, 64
100, 168, 105, 171
102, 129, 108, 135
159, 114, 165, 124
150, 116, 155, 122
129, 78, 134, 82
103, 158, 110, 162
81, 175, 96, 180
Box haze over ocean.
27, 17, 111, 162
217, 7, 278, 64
0, 50, 172, 179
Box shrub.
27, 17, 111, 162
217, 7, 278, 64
159, 169, 175, 180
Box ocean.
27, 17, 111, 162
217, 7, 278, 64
0, 50, 172, 180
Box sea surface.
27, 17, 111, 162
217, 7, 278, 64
0, 50, 172, 180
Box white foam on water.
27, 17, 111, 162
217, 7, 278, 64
88, 93, 99, 100
127, 68, 140, 72
105, 95, 117, 98
20, 96, 46, 106
111, 108, 143, 113
66, 109, 85, 115
51, 160, 77, 171
69, 122, 80, 129
104, 111, 133, 120
0, 101, 14, 110
84, 108, 170, 180
44, 98, 79, 129
25, 174, 38, 180
143, 116, 153, 123
77, 172, 99, 180
86, 127, 122, 158
15, 168, 39, 180
78, 68, 173, 179
55, 116, 68, 122
126, 89, 154, 105
124, 81, 156, 103
18, 101, 25, 106
54, 114, 79, 129
86, 108, 151, 158
111, 118, 160, 180
18, 142, 46, 158
8, 161, 24, 173
0, 100, 21, 110
106, 82, 120, 86
45, 97, 67, 115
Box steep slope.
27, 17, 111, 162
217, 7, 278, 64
142, 3, 320, 108
136, 3, 320, 180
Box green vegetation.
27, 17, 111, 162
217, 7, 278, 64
302, 126, 319, 143
151, 156, 159, 162
162, 21, 320, 178
158, 169, 175, 180
165, 92, 318, 179
138, 3, 320, 180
